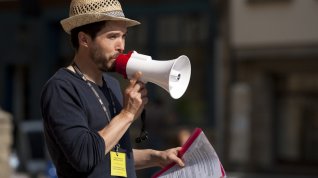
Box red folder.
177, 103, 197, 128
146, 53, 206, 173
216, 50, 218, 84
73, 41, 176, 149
152, 128, 226, 178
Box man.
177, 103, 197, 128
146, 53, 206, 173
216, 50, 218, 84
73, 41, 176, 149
40, 0, 184, 177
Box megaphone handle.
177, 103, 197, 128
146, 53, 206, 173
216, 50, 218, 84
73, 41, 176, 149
135, 109, 148, 143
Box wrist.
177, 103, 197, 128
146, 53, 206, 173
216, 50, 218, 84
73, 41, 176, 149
150, 149, 162, 167
120, 110, 135, 122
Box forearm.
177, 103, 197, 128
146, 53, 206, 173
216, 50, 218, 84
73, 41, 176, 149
98, 110, 134, 154
133, 149, 160, 170
133, 147, 185, 170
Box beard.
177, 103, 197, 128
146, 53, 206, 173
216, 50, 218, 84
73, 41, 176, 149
89, 45, 118, 73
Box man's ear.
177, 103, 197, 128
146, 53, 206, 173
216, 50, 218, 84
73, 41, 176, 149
78, 32, 90, 47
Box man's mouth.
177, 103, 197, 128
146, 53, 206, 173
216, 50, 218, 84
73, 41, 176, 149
112, 53, 120, 60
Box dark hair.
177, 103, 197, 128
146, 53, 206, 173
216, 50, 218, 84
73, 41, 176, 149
70, 21, 107, 50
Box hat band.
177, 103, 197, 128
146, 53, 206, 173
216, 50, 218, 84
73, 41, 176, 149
103, 10, 125, 18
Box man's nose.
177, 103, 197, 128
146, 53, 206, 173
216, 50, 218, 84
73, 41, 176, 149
116, 39, 125, 53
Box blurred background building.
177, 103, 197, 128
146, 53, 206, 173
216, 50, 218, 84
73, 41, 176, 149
0, 0, 317, 177
225, 0, 318, 177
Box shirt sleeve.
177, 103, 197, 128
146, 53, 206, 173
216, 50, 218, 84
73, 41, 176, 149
41, 78, 106, 172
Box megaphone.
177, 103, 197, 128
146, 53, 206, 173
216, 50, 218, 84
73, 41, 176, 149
115, 51, 191, 99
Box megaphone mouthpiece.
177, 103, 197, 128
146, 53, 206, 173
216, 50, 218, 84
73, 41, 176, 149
115, 51, 191, 99
114, 51, 134, 79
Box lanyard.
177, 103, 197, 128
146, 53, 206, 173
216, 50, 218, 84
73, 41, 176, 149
72, 63, 121, 151
73, 63, 117, 122
72, 63, 148, 144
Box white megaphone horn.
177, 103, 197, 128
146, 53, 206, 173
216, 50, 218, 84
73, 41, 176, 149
115, 51, 191, 99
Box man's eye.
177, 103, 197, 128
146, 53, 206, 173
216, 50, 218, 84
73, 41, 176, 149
109, 35, 117, 39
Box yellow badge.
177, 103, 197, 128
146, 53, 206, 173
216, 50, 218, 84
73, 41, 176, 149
110, 151, 127, 177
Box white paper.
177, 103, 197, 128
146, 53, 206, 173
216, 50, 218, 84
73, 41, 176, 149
155, 130, 226, 178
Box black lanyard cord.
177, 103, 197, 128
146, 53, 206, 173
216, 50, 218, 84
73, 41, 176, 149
72, 63, 117, 123
72, 63, 122, 150
135, 110, 148, 143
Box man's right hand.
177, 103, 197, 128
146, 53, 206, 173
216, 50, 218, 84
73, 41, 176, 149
122, 72, 148, 121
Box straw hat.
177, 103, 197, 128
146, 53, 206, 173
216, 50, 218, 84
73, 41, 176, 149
61, 0, 140, 34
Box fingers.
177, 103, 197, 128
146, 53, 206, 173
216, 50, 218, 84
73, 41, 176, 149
157, 147, 185, 168
133, 82, 147, 95
126, 72, 141, 93
126, 81, 147, 101
166, 154, 184, 167
169, 147, 185, 167
129, 71, 142, 86
126, 72, 146, 93
123, 72, 148, 118
174, 157, 185, 167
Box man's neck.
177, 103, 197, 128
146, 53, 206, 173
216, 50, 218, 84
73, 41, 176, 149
73, 54, 103, 86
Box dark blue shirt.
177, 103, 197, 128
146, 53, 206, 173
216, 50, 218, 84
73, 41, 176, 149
41, 68, 136, 178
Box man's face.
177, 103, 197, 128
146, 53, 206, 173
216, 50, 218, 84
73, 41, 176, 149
88, 21, 127, 72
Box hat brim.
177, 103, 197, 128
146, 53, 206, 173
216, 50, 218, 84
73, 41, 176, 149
61, 13, 141, 34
